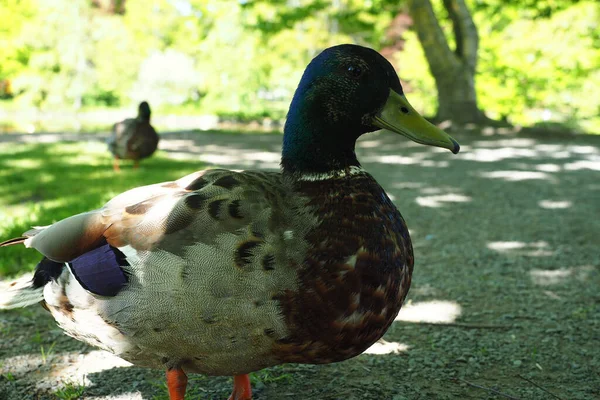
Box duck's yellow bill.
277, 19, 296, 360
373, 89, 460, 154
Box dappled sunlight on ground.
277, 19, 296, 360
362, 153, 430, 166
478, 170, 555, 181
395, 300, 462, 324
538, 199, 572, 209
364, 339, 409, 355
532, 163, 561, 172
358, 136, 425, 150
460, 147, 539, 162
390, 184, 473, 209
471, 138, 537, 148
48, 350, 132, 387
362, 153, 451, 169
0, 353, 44, 379
486, 241, 553, 257
92, 393, 145, 400
357, 139, 382, 148
530, 265, 596, 286
563, 159, 600, 171
0, 350, 131, 391
415, 193, 472, 208
0, 347, 135, 397
158, 135, 281, 170
529, 269, 572, 286
3, 159, 44, 169
391, 182, 425, 190
197, 151, 280, 169
451, 139, 600, 176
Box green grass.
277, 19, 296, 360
53, 380, 86, 400
40, 341, 56, 364
0, 141, 204, 277
249, 368, 293, 385
2, 372, 15, 382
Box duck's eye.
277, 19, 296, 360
346, 65, 363, 78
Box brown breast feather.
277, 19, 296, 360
273, 172, 414, 364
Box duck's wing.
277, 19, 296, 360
108, 118, 136, 156
22, 169, 295, 264
112, 118, 135, 139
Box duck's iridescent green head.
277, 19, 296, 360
138, 101, 151, 121
282, 44, 459, 174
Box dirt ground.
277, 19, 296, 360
1, 129, 599, 400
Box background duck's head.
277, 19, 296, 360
282, 44, 459, 174
138, 101, 151, 121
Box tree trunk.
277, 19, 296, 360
408, 0, 488, 124
436, 65, 484, 122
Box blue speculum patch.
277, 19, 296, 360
69, 241, 128, 297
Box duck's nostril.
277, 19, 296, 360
400, 107, 409, 114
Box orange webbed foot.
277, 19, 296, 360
166, 368, 188, 400
227, 374, 252, 400
113, 157, 121, 172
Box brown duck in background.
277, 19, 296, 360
108, 101, 159, 171
0, 44, 459, 400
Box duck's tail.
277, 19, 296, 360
0, 273, 43, 309
0, 233, 47, 309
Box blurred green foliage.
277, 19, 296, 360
0, 0, 598, 132
474, 1, 599, 131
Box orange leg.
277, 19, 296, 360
166, 368, 188, 400
227, 374, 252, 400
113, 156, 121, 172
133, 159, 140, 169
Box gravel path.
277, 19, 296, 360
1, 130, 599, 399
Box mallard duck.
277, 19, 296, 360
107, 101, 159, 171
0, 44, 459, 400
